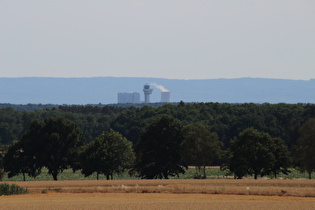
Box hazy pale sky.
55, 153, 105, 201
1, 1, 314, 80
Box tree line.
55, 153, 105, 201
0, 102, 315, 180
2, 102, 315, 147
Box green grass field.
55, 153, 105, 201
2, 167, 315, 181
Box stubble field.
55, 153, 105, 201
1, 179, 315, 209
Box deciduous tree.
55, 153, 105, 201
3, 141, 31, 181
134, 115, 185, 179
79, 129, 135, 180
294, 118, 315, 179
17, 117, 85, 180
226, 128, 275, 179
269, 137, 291, 179
181, 124, 222, 178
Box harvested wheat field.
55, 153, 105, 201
1, 179, 315, 209
2, 193, 315, 210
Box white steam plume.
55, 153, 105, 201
150, 83, 169, 92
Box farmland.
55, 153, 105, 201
2, 102, 315, 209
1, 179, 315, 209
6, 179, 315, 197
2, 193, 315, 210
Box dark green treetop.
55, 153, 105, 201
79, 129, 135, 180
134, 115, 185, 179
4, 140, 31, 181
294, 118, 315, 179
225, 128, 289, 179
269, 137, 291, 179
17, 117, 85, 180
181, 124, 222, 178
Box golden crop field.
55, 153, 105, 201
1, 179, 315, 209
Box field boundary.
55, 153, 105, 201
4, 179, 315, 197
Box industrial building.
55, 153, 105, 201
117, 92, 140, 104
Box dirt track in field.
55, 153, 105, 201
1, 179, 315, 209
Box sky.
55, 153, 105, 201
0, 1, 314, 80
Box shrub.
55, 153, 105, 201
0, 183, 28, 195
0, 168, 5, 181
42, 188, 62, 193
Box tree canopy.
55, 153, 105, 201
2, 102, 315, 149
225, 128, 290, 179
6, 117, 85, 180
269, 137, 291, 178
79, 129, 135, 180
4, 140, 30, 181
181, 124, 222, 178
294, 118, 315, 179
134, 115, 185, 179
1, 102, 315, 180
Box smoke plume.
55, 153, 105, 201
150, 83, 169, 92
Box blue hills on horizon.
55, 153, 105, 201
1, 77, 315, 105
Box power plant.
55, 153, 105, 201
143, 83, 153, 103
117, 83, 170, 104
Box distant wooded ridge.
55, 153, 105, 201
1, 77, 315, 104
0, 102, 175, 111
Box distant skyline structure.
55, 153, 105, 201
143, 84, 153, 103
117, 92, 140, 104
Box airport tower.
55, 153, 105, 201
143, 84, 153, 103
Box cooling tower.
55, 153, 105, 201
161, 91, 171, 103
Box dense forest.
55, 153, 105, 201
1, 102, 315, 148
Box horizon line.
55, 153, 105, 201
0, 76, 313, 81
